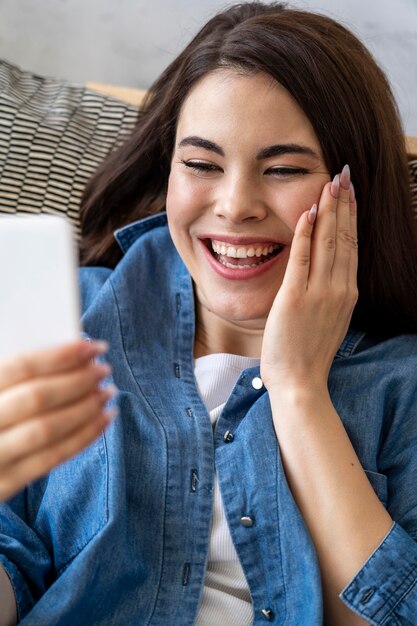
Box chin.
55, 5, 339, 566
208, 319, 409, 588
200, 291, 272, 324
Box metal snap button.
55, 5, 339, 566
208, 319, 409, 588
223, 430, 234, 443
240, 515, 254, 527
251, 376, 263, 390
261, 608, 274, 621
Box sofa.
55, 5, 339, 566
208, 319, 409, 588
0, 58, 416, 244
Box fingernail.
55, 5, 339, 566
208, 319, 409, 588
307, 203, 317, 225
94, 363, 112, 381
340, 164, 351, 190
349, 182, 355, 203
103, 407, 119, 423
91, 341, 109, 355
330, 174, 340, 198
82, 340, 109, 358
99, 385, 118, 402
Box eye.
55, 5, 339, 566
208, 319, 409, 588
266, 167, 309, 177
181, 160, 222, 174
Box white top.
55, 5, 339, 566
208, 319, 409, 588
194, 352, 261, 626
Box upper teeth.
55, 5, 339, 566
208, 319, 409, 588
211, 240, 280, 259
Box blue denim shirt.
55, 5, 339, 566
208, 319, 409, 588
1, 213, 417, 625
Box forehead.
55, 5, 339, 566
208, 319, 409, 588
176, 69, 321, 150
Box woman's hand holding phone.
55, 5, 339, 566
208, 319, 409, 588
0, 340, 117, 502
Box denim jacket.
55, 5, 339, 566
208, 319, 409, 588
1, 213, 417, 626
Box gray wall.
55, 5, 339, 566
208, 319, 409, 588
0, 0, 416, 134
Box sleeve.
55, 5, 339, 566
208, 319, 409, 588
0, 561, 17, 626
340, 352, 417, 625
341, 522, 417, 624
0, 487, 53, 619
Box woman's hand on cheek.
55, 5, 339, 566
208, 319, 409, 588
260, 165, 358, 395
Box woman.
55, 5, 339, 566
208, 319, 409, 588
1, 3, 417, 625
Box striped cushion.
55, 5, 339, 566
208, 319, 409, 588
0, 59, 138, 239
1, 59, 417, 238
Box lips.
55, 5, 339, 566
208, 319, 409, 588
199, 236, 286, 280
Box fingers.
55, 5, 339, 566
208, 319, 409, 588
0, 340, 109, 392
307, 166, 354, 282
348, 185, 359, 291
0, 360, 113, 431
281, 204, 316, 291
308, 176, 338, 282
284, 164, 358, 299
0, 339, 118, 502
308, 165, 357, 286
331, 165, 358, 286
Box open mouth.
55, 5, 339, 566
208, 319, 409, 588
203, 238, 284, 269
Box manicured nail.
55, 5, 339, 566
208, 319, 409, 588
349, 182, 355, 203
103, 407, 119, 423
307, 203, 317, 225
91, 341, 109, 355
94, 363, 112, 381
82, 340, 109, 358
99, 385, 118, 402
340, 164, 351, 190
330, 174, 340, 198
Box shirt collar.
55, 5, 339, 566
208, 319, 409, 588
114, 212, 168, 255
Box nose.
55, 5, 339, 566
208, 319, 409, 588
213, 173, 268, 223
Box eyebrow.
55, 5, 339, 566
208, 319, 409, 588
257, 143, 320, 160
177, 136, 320, 160
178, 136, 224, 156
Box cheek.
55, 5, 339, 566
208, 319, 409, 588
166, 171, 211, 219
166, 172, 187, 218
166, 172, 203, 256
268, 182, 324, 230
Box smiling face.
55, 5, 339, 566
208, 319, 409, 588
166, 70, 330, 347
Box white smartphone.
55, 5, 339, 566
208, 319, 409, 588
0, 214, 81, 360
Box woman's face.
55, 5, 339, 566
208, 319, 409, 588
166, 70, 330, 324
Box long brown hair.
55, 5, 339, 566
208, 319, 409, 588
80, 2, 417, 337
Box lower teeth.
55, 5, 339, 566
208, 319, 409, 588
219, 259, 259, 269
216, 254, 277, 269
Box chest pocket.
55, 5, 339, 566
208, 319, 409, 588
364, 470, 388, 507
31, 432, 109, 574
